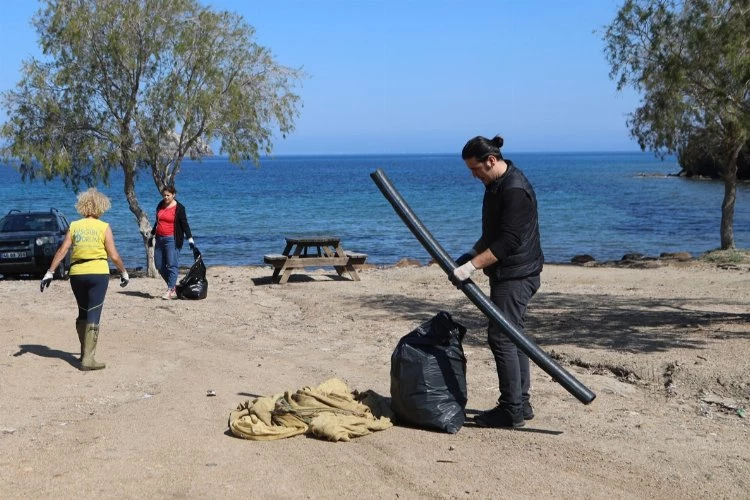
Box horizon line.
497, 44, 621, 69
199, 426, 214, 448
253, 149, 653, 158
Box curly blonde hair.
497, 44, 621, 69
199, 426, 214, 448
75, 188, 112, 218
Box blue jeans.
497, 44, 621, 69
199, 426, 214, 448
154, 235, 179, 289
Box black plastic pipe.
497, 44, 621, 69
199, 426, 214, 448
371, 168, 596, 405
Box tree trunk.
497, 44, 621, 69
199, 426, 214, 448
720, 144, 742, 250
122, 164, 158, 277
144, 226, 157, 278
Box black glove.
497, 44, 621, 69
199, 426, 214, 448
188, 237, 195, 250
40, 270, 54, 293
148, 235, 154, 247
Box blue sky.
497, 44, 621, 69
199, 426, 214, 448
0, 0, 640, 155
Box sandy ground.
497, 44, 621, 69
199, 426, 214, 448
1, 260, 749, 499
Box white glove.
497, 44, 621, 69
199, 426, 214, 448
188, 237, 195, 248
120, 271, 130, 287
452, 260, 476, 282
40, 270, 54, 292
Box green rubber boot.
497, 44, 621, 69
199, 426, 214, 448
81, 324, 106, 371
76, 320, 86, 360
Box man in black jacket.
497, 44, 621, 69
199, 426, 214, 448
451, 135, 544, 428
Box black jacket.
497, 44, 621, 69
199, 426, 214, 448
152, 200, 193, 250
478, 161, 544, 281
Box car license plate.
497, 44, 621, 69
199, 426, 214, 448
1, 251, 27, 259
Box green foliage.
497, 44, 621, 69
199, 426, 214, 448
604, 0, 750, 156
0, 0, 303, 192
603, 0, 750, 249
0, 0, 303, 274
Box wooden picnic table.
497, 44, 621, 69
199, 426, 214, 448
263, 235, 367, 284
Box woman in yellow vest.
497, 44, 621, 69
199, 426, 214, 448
41, 188, 129, 370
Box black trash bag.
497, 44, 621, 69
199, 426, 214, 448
175, 246, 208, 300
390, 311, 468, 433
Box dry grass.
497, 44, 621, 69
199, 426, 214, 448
700, 248, 750, 264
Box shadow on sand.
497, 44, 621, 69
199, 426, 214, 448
13, 344, 79, 368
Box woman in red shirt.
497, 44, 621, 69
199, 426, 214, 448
150, 186, 194, 300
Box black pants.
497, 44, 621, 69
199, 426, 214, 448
70, 274, 109, 324
488, 274, 541, 409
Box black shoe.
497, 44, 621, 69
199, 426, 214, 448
523, 401, 534, 421
474, 405, 525, 428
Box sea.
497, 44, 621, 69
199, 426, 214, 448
1, 152, 749, 269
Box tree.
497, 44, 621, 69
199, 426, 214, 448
603, 0, 750, 249
0, 0, 303, 275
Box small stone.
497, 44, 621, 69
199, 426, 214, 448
659, 251, 692, 261
621, 252, 644, 261
571, 254, 595, 264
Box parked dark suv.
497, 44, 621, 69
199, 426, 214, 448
0, 208, 71, 279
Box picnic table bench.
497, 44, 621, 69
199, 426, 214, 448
264, 235, 367, 284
